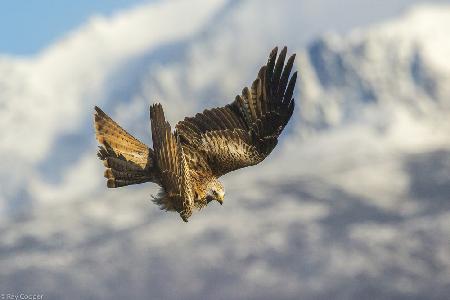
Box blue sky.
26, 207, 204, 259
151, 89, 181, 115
0, 0, 151, 55
1, 0, 448, 56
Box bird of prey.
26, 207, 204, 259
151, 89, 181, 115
94, 46, 297, 222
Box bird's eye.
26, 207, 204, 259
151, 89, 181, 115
213, 190, 218, 196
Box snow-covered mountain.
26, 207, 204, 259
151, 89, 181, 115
298, 4, 450, 135
1, 1, 450, 299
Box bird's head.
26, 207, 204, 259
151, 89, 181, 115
206, 179, 225, 205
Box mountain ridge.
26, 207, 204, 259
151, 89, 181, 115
1, 2, 450, 299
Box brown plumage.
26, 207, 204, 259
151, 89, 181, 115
94, 46, 297, 222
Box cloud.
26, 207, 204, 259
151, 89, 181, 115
0, 0, 227, 207
1, 1, 450, 299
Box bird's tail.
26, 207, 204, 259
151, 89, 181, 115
94, 106, 157, 188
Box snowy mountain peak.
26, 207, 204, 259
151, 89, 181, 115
297, 4, 450, 133
1, 3, 450, 299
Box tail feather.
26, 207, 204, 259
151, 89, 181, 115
94, 106, 152, 168
94, 106, 156, 188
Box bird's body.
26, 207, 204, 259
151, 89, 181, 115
94, 46, 297, 222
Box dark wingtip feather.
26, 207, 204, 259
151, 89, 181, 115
284, 71, 297, 104
270, 46, 278, 58
94, 106, 108, 119
273, 46, 287, 81
94, 105, 102, 113
270, 47, 288, 110
277, 53, 296, 100
288, 98, 295, 117
94, 106, 105, 125
257, 66, 266, 79
266, 46, 279, 81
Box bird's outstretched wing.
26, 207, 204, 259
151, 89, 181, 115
150, 104, 194, 220
176, 46, 297, 177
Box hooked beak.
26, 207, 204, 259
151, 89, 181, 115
217, 195, 224, 205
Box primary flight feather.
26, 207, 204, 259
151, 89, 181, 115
94, 46, 297, 222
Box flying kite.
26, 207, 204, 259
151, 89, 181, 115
94, 46, 297, 222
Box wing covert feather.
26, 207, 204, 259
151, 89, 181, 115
176, 46, 297, 177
